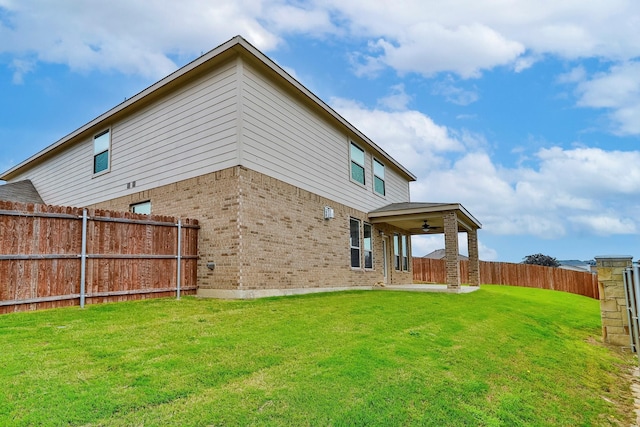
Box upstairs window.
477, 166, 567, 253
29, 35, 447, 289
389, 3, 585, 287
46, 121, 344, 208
363, 223, 373, 269
373, 158, 385, 196
350, 218, 361, 268
93, 129, 111, 174
350, 142, 365, 185
130, 201, 151, 215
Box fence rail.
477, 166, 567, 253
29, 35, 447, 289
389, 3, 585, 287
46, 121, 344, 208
0, 201, 199, 314
413, 257, 599, 299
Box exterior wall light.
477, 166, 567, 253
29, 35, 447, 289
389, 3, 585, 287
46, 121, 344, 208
206, 262, 215, 270
324, 206, 335, 220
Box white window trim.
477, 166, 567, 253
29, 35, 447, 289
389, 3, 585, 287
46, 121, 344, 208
92, 128, 112, 177
349, 141, 367, 188
372, 157, 386, 198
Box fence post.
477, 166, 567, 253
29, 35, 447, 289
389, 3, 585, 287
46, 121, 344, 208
176, 219, 182, 300
596, 255, 633, 348
80, 209, 88, 308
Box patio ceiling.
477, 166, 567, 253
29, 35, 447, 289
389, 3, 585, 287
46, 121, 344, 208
368, 202, 482, 235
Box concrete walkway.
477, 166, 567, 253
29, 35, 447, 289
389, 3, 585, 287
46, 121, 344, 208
377, 284, 480, 294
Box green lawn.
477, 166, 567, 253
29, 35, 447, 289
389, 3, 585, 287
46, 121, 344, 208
0, 285, 635, 426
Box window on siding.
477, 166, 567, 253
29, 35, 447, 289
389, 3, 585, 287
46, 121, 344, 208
373, 158, 385, 196
363, 223, 373, 269
350, 142, 365, 185
130, 201, 151, 215
393, 234, 400, 270
93, 129, 111, 174
350, 218, 361, 268
402, 235, 409, 271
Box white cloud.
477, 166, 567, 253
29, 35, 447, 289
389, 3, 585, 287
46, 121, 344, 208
432, 78, 479, 106
411, 235, 444, 258
513, 55, 538, 72
3, 1, 639, 82
569, 214, 637, 235
2, 0, 640, 140
9, 58, 33, 84
0, 0, 284, 79
332, 98, 640, 242
557, 65, 586, 84
411, 234, 499, 261
575, 61, 640, 135
330, 97, 463, 173
377, 84, 412, 111
364, 23, 524, 79
261, 3, 338, 35
322, 0, 640, 77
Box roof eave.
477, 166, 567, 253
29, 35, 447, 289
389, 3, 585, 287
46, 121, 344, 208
369, 202, 482, 230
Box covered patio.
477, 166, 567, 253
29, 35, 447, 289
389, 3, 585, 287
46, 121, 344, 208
369, 202, 482, 291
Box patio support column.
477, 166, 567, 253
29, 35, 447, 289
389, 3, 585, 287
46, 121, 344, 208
443, 210, 460, 290
467, 228, 480, 286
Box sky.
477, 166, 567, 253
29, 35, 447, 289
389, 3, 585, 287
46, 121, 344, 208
0, 0, 639, 263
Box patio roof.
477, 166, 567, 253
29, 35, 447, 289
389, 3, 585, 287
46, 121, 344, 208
368, 202, 481, 235
369, 202, 482, 290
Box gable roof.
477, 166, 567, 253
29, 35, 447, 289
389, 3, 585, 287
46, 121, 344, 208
422, 249, 469, 261
0, 35, 416, 183
0, 180, 44, 204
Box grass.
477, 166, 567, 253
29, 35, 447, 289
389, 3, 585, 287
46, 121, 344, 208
0, 285, 635, 426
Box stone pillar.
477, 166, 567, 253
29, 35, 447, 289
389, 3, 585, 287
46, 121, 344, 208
443, 211, 460, 290
595, 256, 633, 348
467, 229, 480, 286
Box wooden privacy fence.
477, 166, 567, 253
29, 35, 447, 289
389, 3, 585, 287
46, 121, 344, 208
0, 201, 199, 314
413, 258, 599, 299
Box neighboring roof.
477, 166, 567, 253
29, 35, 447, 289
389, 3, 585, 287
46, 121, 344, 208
369, 202, 482, 233
422, 249, 469, 261
0, 35, 416, 183
558, 259, 595, 267
0, 180, 44, 204
558, 265, 593, 273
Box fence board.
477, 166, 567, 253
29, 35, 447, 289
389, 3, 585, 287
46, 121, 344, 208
413, 257, 599, 299
0, 201, 199, 314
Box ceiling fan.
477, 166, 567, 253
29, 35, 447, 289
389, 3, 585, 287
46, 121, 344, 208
409, 220, 443, 234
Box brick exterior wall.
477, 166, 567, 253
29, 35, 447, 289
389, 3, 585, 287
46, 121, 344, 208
91, 166, 413, 296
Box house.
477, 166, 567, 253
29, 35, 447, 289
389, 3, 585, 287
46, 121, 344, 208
422, 249, 469, 261
0, 36, 481, 298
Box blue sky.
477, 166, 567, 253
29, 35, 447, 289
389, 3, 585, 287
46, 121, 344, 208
1, 1, 639, 263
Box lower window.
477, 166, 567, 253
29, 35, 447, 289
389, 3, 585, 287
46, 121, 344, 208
350, 218, 361, 268
402, 235, 409, 271
130, 201, 151, 215
394, 234, 400, 270
364, 223, 373, 269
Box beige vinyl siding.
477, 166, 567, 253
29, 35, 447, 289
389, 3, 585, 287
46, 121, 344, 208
12, 61, 241, 207
240, 61, 410, 212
